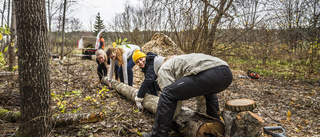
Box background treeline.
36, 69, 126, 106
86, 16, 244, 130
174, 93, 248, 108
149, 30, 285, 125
109, 0, 319, 79
0, 0, 319, 81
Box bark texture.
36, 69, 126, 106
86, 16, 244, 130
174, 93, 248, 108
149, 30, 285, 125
222, 110, 264, 137
8, 1, 16, 70
0, 109, 103, 127
103, 78, 225, 137
15, 0, 52, 136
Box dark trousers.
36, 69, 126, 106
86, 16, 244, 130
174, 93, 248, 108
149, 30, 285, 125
114, 61, 119, 80
151, 65, 233, 137
118, 58, 135, 86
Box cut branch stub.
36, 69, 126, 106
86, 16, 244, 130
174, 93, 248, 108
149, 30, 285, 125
225, 99, 257, 112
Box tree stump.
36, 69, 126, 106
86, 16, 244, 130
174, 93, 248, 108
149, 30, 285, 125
222, 99, 264, 137
225, 98, 257, 112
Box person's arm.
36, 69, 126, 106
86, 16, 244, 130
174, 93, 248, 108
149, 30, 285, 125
107, 57, 111, 64
122, 53, 128, 84
108, 59, 115, 81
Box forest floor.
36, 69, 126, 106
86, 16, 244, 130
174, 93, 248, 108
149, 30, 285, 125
0, 56, 319, 137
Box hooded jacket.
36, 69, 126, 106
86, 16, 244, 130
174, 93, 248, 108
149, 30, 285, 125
137, 52, 164, 98
156, 53, 229, 89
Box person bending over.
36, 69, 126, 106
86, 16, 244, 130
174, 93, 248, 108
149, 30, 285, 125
95, 49, 119, 84
143, 53, 233, 137
132, 50, 165, 109
106, 44, 140, 87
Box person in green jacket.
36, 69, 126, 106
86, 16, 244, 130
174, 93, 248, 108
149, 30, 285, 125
143, 53, 233, 137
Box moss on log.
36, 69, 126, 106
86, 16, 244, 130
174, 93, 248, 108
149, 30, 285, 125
0, 109, 20, 122
0, 109, 103, 127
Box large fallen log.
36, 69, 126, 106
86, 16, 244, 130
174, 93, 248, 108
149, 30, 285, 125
0, 109, 103, 127
102, 78, 224, 137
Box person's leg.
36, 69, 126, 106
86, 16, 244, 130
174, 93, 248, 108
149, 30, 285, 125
151, 71, 221, 136
203, 66, 233, 119
196, 96, 206, 114
114, 61, 119, 80
118, 66, 124, 83
126, 58, 135, 86
151, 66, 232, 136
102, 65, 108, 78
204, 93, 220, 118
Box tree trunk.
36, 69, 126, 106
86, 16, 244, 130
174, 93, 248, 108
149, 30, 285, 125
103, 78, 225, 137
8, 1, 16, 70
60, 0, 67, 59
1, 0, 6, 27
6, 0, 10, 26
15, 0, 52, 136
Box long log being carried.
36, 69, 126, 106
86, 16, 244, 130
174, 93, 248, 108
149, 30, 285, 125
102, 77, 224, 137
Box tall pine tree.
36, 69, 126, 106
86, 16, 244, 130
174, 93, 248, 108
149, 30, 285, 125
93, 12, 106, 37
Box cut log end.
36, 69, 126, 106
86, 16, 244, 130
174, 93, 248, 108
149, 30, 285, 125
197, 122, 224, 137
225, 99, 257, 112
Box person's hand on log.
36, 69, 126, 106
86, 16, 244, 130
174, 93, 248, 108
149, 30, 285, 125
135, 96, 144, 109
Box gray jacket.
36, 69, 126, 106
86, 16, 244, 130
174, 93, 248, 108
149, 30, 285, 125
156, 53, 229, 89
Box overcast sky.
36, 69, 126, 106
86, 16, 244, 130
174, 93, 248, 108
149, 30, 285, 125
71, 0, 141, 31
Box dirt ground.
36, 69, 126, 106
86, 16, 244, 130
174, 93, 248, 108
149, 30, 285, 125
0, 55, 319, 137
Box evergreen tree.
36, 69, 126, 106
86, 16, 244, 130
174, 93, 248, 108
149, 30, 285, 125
93, 12, 106, 37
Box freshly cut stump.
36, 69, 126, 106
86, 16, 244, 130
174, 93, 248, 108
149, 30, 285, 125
225, 98, 256, 112
223, 99, 263, 137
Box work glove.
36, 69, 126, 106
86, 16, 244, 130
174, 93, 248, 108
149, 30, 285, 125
135, 96, 144, 109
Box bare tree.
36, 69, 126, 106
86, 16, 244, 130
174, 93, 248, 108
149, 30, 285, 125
15, 0, 52, 136
8, 0, 15, 70
1, 0, 6, 27
60, 0, 66, 59
1, 0, 7, 52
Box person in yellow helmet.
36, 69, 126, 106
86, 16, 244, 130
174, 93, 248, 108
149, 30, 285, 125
132, 50, 165, 109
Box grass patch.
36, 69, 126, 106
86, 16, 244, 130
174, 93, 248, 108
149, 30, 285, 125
226, 57, 319, 81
